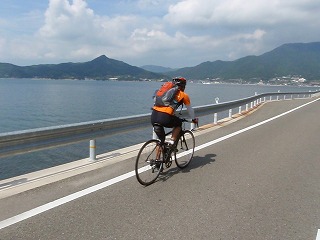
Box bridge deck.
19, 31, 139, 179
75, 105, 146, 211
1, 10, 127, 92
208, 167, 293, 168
0, 97, 320, 239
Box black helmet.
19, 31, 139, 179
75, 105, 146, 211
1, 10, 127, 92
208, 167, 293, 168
172, 77, 187, 87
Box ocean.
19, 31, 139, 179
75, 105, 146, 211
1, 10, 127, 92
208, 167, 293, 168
0, 78, 318, 179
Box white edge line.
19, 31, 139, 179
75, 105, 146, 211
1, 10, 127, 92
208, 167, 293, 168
195, 98, 319, 152
0, 171, 136, 230
0, 98, 319, 230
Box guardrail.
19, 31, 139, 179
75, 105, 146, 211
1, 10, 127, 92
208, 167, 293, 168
0, 90, 319, 160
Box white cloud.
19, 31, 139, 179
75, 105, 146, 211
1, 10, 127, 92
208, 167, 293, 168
160, 0, 320, 65
0, 0, 319, 67
165, 0, 318, 27
34, 0, 133, 62
39, 0, 95, 40
34, 0, 170, 64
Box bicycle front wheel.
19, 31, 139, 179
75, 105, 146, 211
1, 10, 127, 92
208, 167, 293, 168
135, 139, 163, 186
175, 130, 195, 168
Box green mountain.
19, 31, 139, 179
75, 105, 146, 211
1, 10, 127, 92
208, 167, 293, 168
0, 55, 167, 80
167, 42, 320, 81
140, 65, 176, 73
1, 42, 320, 82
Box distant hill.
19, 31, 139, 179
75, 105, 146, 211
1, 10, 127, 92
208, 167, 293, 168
1, 42, 320, 82
140, 65, 175, 73
167, 42, 320, 81
0, 55, 167, 80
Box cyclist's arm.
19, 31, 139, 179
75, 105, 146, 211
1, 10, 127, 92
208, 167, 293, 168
183, 93, 195, 119
183, 94, 196, 120
186, 104, 195, 119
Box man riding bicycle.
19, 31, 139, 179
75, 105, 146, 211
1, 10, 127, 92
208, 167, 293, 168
151, 77, 198, 145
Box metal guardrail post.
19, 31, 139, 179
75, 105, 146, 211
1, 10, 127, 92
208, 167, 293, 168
213, 113, 218, 124
89, 139, 96, 161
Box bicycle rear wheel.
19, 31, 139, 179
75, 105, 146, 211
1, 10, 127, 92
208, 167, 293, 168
175, 130, 195, 168
135, 139, 163, 186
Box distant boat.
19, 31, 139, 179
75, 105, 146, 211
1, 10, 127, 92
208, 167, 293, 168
200, 80, 211, 84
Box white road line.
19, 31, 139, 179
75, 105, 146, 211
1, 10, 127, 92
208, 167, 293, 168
195, 97, 319, 152
316, 229, 320, 240
0, 171, 136, 230
0, 98, 319, 230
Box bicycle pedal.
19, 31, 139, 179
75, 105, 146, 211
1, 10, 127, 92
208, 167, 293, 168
165, 161, 172, 168
154, 161, 162, 168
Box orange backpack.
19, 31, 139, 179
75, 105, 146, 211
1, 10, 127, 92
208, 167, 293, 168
153, 82, 178, 107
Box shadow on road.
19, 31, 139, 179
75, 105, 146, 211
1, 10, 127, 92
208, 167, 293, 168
157, 153, 216, 183
185, 153, 217, 171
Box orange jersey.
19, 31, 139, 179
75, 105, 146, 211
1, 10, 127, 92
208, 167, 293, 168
153, 90, 191, 115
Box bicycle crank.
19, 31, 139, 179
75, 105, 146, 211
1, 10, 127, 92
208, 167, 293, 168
165, 158, 172, 168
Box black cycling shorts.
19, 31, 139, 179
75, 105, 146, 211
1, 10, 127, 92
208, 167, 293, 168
151, 110, 182, 128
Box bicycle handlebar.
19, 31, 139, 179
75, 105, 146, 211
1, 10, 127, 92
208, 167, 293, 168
181, 118, 199, 128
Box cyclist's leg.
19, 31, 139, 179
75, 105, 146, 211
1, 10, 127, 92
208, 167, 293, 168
170, 116, 183, 143
171, 126, 181, 143
151, 109, 181, 144
151, 124, 164, 169
153, 123, 165, 143
151, 111, 167, 168
151, 110, 166, 142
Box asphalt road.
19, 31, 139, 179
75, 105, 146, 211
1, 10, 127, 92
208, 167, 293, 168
0, 97, 319, 240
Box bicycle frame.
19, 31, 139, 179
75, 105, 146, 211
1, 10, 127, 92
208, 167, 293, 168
160, 126, 190, 166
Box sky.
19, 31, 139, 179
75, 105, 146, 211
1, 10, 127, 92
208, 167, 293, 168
0, 0, 319, 68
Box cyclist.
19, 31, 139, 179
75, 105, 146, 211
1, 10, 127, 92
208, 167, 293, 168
151, 77, 198, 145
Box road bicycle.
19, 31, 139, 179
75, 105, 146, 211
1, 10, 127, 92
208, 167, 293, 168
135, 119, 196, 186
